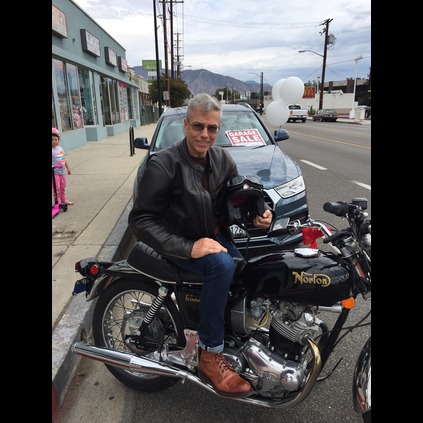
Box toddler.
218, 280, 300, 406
52, 127, 74, 206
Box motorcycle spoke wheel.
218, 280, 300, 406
92, 278, 184, 392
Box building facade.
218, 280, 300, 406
52, 0, 155, 153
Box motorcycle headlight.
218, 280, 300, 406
275, 175, 305, 198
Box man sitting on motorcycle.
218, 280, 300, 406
128, 93, 273, 398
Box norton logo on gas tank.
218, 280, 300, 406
292, 271, 331, 286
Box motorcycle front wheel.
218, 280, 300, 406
92, 277, 185, 392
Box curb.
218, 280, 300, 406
52, 200, 135, 422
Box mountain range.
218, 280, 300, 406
131, 67, 272, 96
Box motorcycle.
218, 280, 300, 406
71, 197, 371, 422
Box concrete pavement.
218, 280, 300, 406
52, 123, 157, 419
335, 115, 371, 125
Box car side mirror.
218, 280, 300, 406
273, 128, 290, 142
133, 137, 149, 150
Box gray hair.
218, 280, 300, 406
186, 93, 222, 120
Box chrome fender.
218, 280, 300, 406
352, 337, 371, 414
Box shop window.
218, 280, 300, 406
67, 63, 83, 129
100, 76, 111, 125
52, 90, 58, 129
79, 69, 98, 125
118, 82, 128, 122
53, 58, 72, 132
53, 59, 84, 132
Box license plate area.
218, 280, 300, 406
230, 224, 246, 238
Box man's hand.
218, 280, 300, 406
253, 209, 273, 228
191, 237, 227, 259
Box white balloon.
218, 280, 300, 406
271, 79, 285, 101
265, 100, 290, 126
280, 77, 305, 104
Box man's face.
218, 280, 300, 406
183, 109, 221, 158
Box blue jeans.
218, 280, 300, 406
171, 233, 243, 353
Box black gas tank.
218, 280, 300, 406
239, 248, 353, 306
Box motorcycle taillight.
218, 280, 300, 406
89, 264, 100, 275
75, 258, 97, 276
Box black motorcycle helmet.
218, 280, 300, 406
215, 175, 266, 227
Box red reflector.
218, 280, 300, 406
90, 264, 100, 275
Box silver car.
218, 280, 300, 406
132, 103, 309, 258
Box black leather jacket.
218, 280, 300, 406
128, 138, 238, 261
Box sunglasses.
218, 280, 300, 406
186, 119, 220, 135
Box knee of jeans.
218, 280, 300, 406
209, 252, 235, 277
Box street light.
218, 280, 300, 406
352, 55, 363, 111
299, 49, 325, 109
249, 71, 264, 114
298, 49, 323, 57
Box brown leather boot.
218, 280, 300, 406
198, 349, 253, 398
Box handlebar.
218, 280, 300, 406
267, 218, 332, 238
324, 198, 368, 218
267, 198, 369, 239
323, 201, 349, 217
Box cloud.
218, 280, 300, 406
72, 0, 371, 86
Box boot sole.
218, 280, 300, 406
198, 370, 254, 398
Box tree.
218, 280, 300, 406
149, 77, 192, 107
214, 87, 238, 102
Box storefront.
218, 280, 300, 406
52, 0, 144, 152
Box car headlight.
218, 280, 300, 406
275, 175, 305, 198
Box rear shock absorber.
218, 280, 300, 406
138, 286, 169, 334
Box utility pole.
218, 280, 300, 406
260, 71, 264, 114
169, 0, 174, 79
161, 2, 171, 106
153, 0, 162, 116
175, 32, 183, 78
249, 71, 264, 114
171, 1, 184, 78
319, 18, 332, 110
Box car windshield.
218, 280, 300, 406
153, 110, 273, 150
324, 109, 336, 114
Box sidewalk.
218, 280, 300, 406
52, 123, 157, 417
333, 115, 371, 125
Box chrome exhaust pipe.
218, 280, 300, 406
72, 342, 197, 381
71, 340, 321, 409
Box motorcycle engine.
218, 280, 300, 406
230, 297, 323, 395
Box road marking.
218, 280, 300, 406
287, 130, 371, 150
351, 180, 371, 190
300, 161, 370, 190
300, 160, 327, 170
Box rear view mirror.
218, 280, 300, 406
274, 128, 290, 142
133, 137, 149, 149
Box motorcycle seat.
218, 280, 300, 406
127, 241, 197, 283
127, 241, 246, 285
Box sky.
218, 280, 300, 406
71, 0, 371, 87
